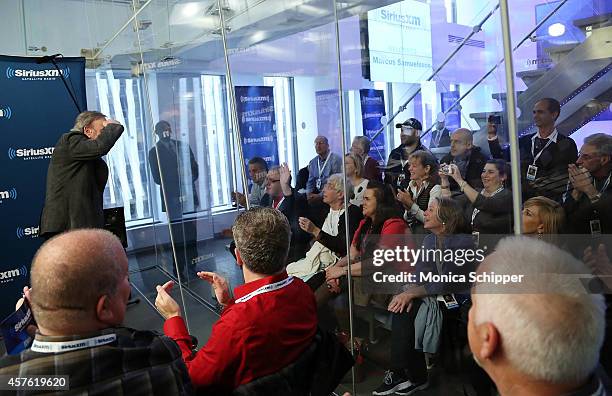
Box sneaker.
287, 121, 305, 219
372, 370, 412, 395
394, 381, 429, 395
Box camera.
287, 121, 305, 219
440, 163, 456, 175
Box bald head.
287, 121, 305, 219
450, 128, 473, 156
30, 229, 129, 333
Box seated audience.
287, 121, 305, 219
322, 182, 406, 297
233, 156, 268, 208
286, 174, 362, 280
522, 196, 565, 245
374, 197, 475, 395
468, 236, 606, 396
386, 118, 429, 188
306, 135, 343, 204
440, 128, 488, 192
0, 229, 192, 395
441, 159, 513, 235
155, 207, 317, 394
563, 132, 611, 234
345, 153, 369, 206
396, 150, 441, 234
351, 135, 382, 182
261, 163, 309, 261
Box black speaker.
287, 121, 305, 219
104, 207, 128, 248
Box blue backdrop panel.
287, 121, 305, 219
441, 90, 461, 132
235, 86, 279, 180
359, 89, 386, 166
0, 55, 86, 319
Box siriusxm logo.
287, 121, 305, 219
8, 146, 54, 160
5, 66, 70, 81
0, 265, 28, 284
16, 226, 39, 239
0, 188, 18, 202
0, 105, 12, 119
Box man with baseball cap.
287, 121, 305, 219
385, 118, 431, 189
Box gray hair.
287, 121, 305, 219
73, 111, 106, 132
473, 236, 605, 384
232, 207, 291, 274
584, 133, 612, 158
325, 173, 354, 200
353, 136, 371, 154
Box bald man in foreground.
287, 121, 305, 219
0, 229, 192, 395
468, 236, 608, 395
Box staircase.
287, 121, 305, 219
470, 12, 612, 140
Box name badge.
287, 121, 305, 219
442, 294, 459, 309
397, 173, 405, 188
590, 219, 602, 235
316, 178, 322, 190
526, 165, 538, 181
472, 231, 480, 247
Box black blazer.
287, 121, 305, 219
456, 189, 513, 234
261, 191, 309, 262
40, 124, 124, 236
440, 147, 489, 192
317, 204, 363, 258
490, 133, 578, 200
148, 139, 199, 220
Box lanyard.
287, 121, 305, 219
471, 187, 504, 226
31, 333, 117, 353
235, 276, 294, 303
597, 172, 611, 194
317, 154, 331, 178
273, 197, 285, 210
530, 134, 555, 165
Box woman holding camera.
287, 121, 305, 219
440, 159, 513, 235
396, 150, 441, 234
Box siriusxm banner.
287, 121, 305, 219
315, 90, 343, 155
234, 86, 279, 178
359, 89, 387, 166
0, 55, 86, 319
441, 90, 461, 131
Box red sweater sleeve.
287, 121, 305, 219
163, 310, 242, 391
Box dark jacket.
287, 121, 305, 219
148, 138, 199, 220
490, 133, 578, 200
562, 172, 612, 235
40, 124, 124, 236
0, 327, 193, 396
440, 147, 489, 192
363, 156, 382, 182
385, 142, 431, 187
261, 191, 309, 262
317, 204, 363, 258
455, 188, 513, 234
430, 127, 451, 148
231, 328, 354, 396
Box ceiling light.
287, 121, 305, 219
182, 2, 200, 17
548, 23, 566, 37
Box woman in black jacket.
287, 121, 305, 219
440, 159, 513, 236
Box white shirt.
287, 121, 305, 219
403, 180, 442, 223
322, 208, 344, 236
350, 178, 369, 206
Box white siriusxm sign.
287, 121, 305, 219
5, 66, 70, 81
16, 226, 39, 239
0, 265, 28, 284
8, 146, 54, 160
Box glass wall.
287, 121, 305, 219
2, 0, 610, 393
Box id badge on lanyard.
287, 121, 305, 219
528, 137, 553, 181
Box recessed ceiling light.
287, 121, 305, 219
548, 23, 566, 37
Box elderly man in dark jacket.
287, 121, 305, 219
40, 111, 123, 238
440, 128, 488, 192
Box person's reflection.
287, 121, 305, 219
148, 120, 199, 283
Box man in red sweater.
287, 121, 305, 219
155, 207, 317, 393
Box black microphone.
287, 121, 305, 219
36, 54, 62, 64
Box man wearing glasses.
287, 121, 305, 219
563, 133, 612, 235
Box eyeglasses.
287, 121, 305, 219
266, 179, 280, 185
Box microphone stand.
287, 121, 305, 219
47, 56, 82, 114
